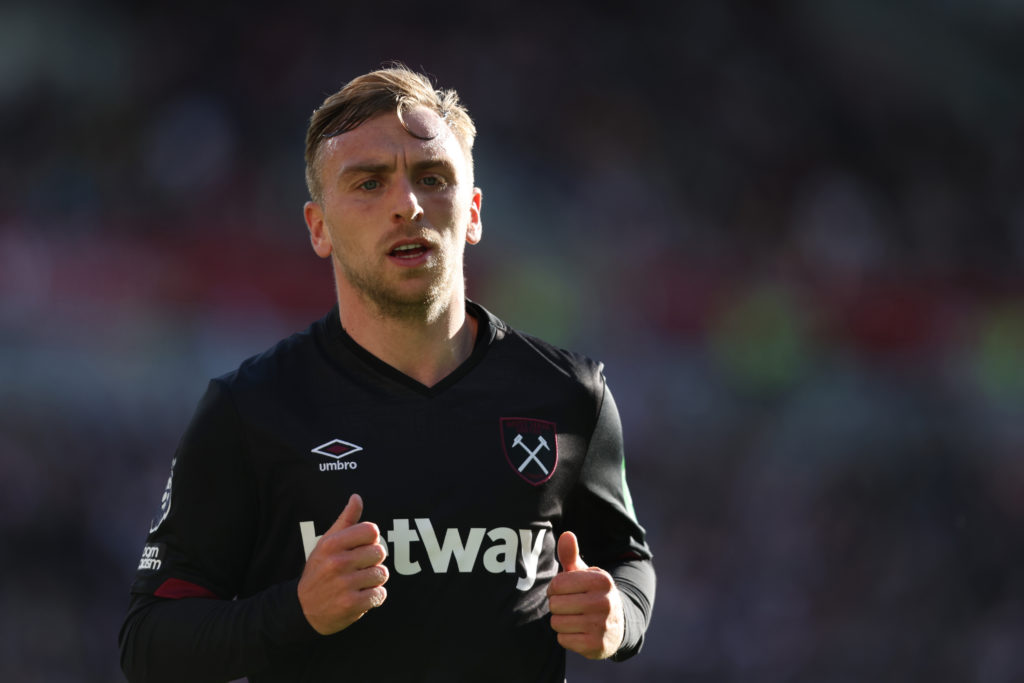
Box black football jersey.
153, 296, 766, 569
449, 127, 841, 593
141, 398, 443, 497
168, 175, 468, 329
120, 301, 654, 683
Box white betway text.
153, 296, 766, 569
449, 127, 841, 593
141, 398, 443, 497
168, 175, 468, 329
299, 518, 547, 591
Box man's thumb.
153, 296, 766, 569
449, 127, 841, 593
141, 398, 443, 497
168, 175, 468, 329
330, 493, 363, 531
557, 531, 588, 572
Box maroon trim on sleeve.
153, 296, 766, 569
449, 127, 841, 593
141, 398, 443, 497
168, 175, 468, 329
154, 578, 219, 600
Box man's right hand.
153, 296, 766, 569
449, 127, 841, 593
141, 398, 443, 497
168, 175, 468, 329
297, 493, 389, 635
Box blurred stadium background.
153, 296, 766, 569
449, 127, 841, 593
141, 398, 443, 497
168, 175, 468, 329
2, 0, 1023, 681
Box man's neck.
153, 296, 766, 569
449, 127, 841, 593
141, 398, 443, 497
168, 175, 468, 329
337, 293, 478, 388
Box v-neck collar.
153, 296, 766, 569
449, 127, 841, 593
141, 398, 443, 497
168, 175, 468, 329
326, 300, 497, 397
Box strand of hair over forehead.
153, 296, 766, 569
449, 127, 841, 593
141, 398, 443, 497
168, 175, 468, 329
319, 96, 432, 142
320, 66, 453, 142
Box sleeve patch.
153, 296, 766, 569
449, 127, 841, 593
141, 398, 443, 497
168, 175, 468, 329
137, 543, 166, 572
149, 457, 175, 533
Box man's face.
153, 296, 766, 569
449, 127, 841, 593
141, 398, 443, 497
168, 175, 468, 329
304, 106, 482, 321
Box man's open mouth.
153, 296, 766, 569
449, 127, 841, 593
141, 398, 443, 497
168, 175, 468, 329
389, 242, 430, 259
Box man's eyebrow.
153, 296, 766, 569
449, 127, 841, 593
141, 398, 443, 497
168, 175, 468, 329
409, 158, 458, 176
336, 158, 459, 182
337, 161, 394, 180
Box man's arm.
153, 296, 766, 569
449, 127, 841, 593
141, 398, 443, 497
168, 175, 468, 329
121, 376, 393, 682
120, 494, 389, 683
119, 580, 316, 683
554, 379, 656, 661
605, 553, 657, 660
120, 376, 308, 682
548, 531, 656, 662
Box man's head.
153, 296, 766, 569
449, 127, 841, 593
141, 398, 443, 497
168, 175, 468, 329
305, 65, 477, 202
302, 66, 483, 324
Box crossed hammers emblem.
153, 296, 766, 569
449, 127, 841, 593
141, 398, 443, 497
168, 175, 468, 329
512, 433, 551, 475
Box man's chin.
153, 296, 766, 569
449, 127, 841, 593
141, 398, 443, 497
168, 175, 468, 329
362, 287, 449, 322
340, 264, 455, 321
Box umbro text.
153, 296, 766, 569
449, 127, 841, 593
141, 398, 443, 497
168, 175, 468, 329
319, 461, 358, 472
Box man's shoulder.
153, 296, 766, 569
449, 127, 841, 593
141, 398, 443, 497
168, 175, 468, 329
475, 301, 606, 393
214, 309, 334, 394
508, 327, 604, 381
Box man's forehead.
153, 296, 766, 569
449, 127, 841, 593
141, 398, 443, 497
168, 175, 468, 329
323, 106, 458, 162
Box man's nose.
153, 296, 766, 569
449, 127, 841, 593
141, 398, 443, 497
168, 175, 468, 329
392, 180, 424, 222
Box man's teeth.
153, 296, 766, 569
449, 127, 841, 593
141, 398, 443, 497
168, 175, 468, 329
392, 244, 426, 258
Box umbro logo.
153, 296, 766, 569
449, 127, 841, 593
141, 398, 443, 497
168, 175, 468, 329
311, 438, 364, 472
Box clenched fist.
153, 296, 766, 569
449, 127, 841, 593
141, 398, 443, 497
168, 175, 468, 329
547, 531, 624, 660
297, 494, 389, 635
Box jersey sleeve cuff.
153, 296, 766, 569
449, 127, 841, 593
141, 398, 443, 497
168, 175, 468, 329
608, 564, 655, 662
610, 604, 646, 662
261, 578, 321, 645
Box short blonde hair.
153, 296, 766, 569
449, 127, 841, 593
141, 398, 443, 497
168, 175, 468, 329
304, 65, 477, 200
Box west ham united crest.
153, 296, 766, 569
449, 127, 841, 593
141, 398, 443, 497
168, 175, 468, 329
500, 418, 558, 485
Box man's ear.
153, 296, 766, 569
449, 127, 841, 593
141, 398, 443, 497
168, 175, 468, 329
466, 187, 482, 245
304, 201, 332, 258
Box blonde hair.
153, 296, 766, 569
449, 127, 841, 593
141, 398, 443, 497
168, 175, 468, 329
304, 64, 476, 200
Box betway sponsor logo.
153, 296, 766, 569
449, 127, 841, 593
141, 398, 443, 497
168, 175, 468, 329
299, 518, 548, 591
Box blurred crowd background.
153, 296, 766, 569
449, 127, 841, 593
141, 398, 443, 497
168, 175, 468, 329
2, 0, 1023, 681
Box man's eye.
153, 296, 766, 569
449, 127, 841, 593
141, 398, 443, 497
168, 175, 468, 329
421, 176, 446, 188
359, 179, 380, 191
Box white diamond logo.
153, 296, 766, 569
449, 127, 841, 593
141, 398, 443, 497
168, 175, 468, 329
311, 439, 364, 460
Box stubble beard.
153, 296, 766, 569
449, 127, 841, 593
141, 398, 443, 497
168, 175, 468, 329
336, 249, 460, 323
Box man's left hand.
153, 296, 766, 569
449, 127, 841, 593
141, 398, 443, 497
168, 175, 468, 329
546, 530, 624, 660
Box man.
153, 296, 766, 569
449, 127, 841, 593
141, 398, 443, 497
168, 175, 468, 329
119, 65, 655, 682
